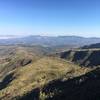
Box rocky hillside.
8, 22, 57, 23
55, 49, 100, 67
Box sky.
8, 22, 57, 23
0, 0, 99, 37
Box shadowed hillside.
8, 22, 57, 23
16, 68, 100, 100
40, 68, 100, 100
55, 49, 100, 67
0, 56, 91, 100
82, 43, 100, 49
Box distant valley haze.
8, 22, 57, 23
0, 35, 100, 48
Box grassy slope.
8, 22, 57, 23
0, 57, 91, 100
0, 45, 50, 81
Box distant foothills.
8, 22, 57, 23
0, 35, 100, 47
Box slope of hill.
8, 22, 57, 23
0, 45, 100, 100
82, 43, 100, 49
55, 49, 100, 67
0, 45, 52, 81
0, 57, 91, 100
38, 67, 100, 100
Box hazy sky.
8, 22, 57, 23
0, 0, 99, 37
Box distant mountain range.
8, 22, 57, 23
0, 35, 100, 47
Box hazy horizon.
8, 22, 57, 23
0, 34, 100, 39
0, 0, 99, 37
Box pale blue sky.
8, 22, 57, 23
0, 0, 99, 37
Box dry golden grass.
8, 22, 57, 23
0, 57, 92, 99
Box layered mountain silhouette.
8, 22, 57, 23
1, 35, 100, 47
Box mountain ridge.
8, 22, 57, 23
1, 35, 100, 47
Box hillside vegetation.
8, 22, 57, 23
0, 45, 52, 81
55, 49, 100, 67
0, 45, 100, 100
0, 56, 91, 100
